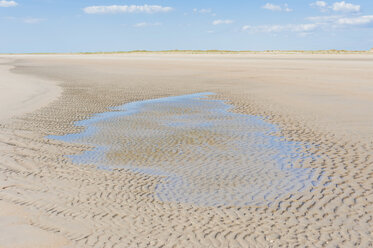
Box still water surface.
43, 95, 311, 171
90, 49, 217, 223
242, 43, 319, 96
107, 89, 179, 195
49, 93, 322, 206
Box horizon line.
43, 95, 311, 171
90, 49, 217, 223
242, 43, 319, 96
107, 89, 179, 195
1, 49, 373, 55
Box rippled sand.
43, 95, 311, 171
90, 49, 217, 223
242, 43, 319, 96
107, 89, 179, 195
0, 54, 372, 247
50, 92, 322, 207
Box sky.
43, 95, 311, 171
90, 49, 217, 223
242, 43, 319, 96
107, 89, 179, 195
1, 0, 373, 53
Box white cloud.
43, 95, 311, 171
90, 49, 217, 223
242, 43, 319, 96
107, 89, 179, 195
83, 5, 173, 14
310, 1, 329, 12
332, 1, 360, 12
242, 23, 318, 33
306, 14, 373, 27
0, 0, 17, 7
193, 8, 216, 16
263, 3, 282, 11
243, 1, 371, 35
23, 18, 45, 24
283, 4, 293, 12
337, 15, 373, 25
212, 19, 234, 25
303, 14, 373, 32
311, 1, 360, 13
133, 22, 162, 27
306, 15, 342, 22
262, 3, 293, 12
291, 24, 319, 32
193, 8, 212, 14
312, 1, 327, 8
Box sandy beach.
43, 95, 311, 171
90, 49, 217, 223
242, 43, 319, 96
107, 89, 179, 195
0, 53, 372, 247
0, 61, 61, 122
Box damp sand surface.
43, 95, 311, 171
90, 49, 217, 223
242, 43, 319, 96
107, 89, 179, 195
50, 92, 323, 207
1, 54, 373, 247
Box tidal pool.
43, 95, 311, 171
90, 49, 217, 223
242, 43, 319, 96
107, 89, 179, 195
49, 93, 322, 206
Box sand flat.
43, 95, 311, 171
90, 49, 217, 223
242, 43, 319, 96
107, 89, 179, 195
0, 59, 61, 122
0, 53, 372, 247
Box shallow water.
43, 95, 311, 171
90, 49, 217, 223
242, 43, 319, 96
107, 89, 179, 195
49, 92, 322, 206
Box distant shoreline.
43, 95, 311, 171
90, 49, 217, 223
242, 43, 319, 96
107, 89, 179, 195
1, 49, 373, 55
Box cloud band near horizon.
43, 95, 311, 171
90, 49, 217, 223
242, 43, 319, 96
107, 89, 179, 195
0, 0, 17, 7
83, 5, 173, 14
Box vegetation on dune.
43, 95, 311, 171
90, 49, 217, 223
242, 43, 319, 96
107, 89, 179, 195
78, 49, 372, 54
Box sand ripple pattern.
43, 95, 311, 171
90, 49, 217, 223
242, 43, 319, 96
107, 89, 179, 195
50, 93, 322, 206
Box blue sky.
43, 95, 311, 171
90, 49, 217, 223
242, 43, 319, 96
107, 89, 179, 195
1, 0, 373, 53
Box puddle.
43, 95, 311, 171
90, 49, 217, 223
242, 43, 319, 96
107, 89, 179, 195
49, 92, 322, 206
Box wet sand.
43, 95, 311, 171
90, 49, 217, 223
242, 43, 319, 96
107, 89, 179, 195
0, 54, 372, 247
49, 92, 322, 207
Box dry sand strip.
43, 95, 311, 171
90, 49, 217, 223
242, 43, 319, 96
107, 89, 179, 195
0, 54, 372, 247
0, 59, 67, 247
0, 60, 61, 122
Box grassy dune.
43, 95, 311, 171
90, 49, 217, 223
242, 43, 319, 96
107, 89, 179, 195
2, 49, 373, 55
